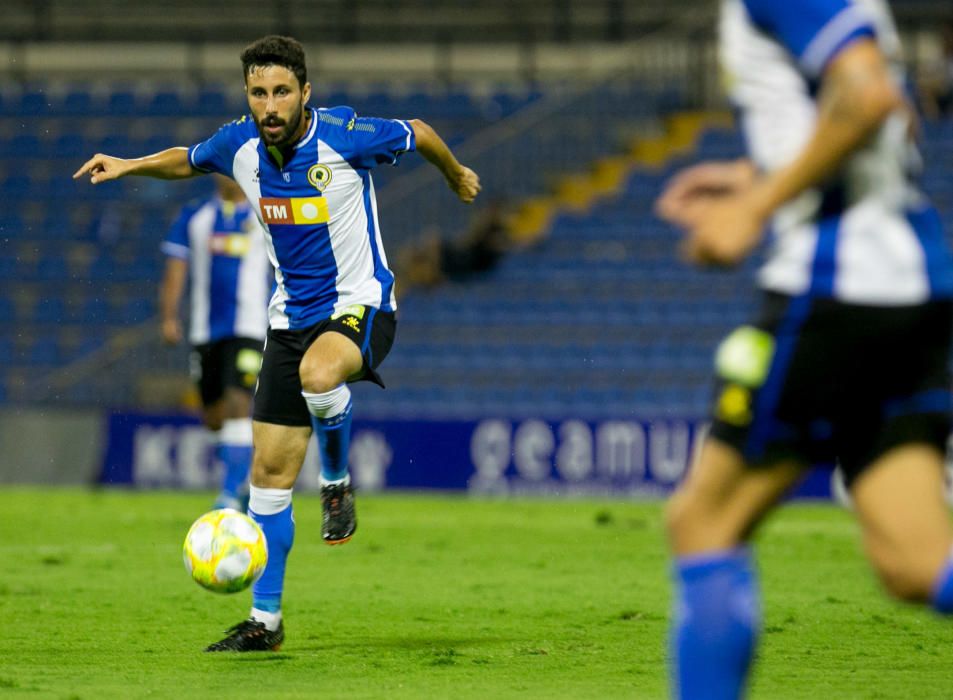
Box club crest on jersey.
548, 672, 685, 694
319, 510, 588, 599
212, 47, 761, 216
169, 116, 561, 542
308, 163, 332, 192
259, 197, 330, 225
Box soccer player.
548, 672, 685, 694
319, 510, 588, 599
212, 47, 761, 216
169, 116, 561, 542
159, 174, 271, 511
655, 1, 953, 697
75, 35, 480, 652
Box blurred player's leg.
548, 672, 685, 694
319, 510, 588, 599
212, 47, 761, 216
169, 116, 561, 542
300, 331, 364, 545
213, 386, 256, 511
850, 444, 953, 611
207, 421, 309, 652
214, 417, 253, 510
666, 439, 803, 700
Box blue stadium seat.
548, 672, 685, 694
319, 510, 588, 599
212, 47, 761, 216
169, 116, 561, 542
51, 132, 87, 159
0, 134, 43, 159
19, 91, 52, 117
145, 90, 185, 117
79, 297, 111, 325
61, 89, 96, 116
107, 91, 138, 117
32, 247, 69, 276
194, 87, 230, 116
32, 296, 66, 323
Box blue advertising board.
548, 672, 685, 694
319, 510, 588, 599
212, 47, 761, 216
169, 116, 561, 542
100, 412, 836, 498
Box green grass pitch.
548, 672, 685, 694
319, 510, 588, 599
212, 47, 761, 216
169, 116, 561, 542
2, 488, 952, 699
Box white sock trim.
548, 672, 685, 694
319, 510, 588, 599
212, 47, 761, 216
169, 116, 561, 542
250, 608, 282, 631
248, 485, 292, 516
302, 384, 351, 419
221, 417, 253, 445
320, 474, 351, 488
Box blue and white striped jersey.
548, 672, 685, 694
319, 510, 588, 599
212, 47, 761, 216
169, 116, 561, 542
720, 0, 953, 304
188, 106, 415, 330
161, 196, 271, 345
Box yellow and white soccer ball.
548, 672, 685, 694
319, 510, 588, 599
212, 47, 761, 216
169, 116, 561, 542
183, 509, 268, 594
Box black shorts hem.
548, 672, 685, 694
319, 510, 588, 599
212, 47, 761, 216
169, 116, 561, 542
251, 410, 313, 428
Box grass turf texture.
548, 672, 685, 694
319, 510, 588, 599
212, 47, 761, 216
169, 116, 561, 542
2, 489, 952, 699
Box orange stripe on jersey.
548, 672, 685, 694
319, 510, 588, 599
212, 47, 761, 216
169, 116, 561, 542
259, 197, 329, 225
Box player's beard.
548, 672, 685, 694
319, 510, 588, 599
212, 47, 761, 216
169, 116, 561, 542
257, 102, 305, 148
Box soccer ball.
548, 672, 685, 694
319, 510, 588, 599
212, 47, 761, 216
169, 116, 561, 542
183, 509, 268, 594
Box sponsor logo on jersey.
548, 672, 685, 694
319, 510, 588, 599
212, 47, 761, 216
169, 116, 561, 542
210, 232, 251, 256
308, 163, 332, 192
259, 197, 329, 225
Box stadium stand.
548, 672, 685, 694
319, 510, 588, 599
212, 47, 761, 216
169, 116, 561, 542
1, 0, 950, 415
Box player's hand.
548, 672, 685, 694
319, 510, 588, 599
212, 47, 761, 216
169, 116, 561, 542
679, 189, 768, 267
72, 154, 131, 184
449, 166, 481, 204
160, 318, 183, 345
655, 159, 756, 227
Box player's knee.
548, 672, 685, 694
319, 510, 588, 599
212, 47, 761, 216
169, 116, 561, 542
871, 556, 936, 603
251, 451, 288, 486
298, 356, 341, 395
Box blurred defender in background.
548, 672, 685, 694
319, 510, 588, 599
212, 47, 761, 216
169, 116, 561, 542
75, 34, 480, 653
657, 0, 953, 698
159, 173, 271, 512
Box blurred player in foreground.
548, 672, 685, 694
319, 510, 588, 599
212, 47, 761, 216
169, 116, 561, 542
656, 1, 953, 698
160, 174, 271, 511
76, 35, 480, 652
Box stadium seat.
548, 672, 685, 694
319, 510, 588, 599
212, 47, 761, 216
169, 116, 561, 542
145, 90, 185, 116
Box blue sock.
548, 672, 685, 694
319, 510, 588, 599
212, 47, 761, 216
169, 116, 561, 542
671, 548, 760, 700
249, 504, 294, 613
213, 419, 253, 510
310, 402, 353, 482
931, 556, 953, 614
216, 444, 252, 504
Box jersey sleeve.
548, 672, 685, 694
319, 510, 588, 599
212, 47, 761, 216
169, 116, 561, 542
743, 0, 877, 77
188, 118, 249, 177
320, 107, 416, 169
160, 205, 192, 259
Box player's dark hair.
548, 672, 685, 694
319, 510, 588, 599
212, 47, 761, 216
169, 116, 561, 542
240, 35, 308, 88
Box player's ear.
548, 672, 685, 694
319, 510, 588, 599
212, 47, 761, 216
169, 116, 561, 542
302, 81, 312, 104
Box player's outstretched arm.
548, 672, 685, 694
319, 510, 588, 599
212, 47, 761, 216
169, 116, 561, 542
409, 119, 481, 203
73, 147, 197, 184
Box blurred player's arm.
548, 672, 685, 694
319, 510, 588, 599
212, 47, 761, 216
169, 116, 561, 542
655, 159, 757, 227
73, 147, 198, 184
159, 257, 188, 345
409, 119, 481, 203
747, 40, 902, 221
660, 38, 902, 265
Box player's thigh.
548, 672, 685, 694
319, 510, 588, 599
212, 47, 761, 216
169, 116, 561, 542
298, 306, 397, 392
850, 443, 952, 600
251, 420, 312, 489
666, 437, 804, 555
